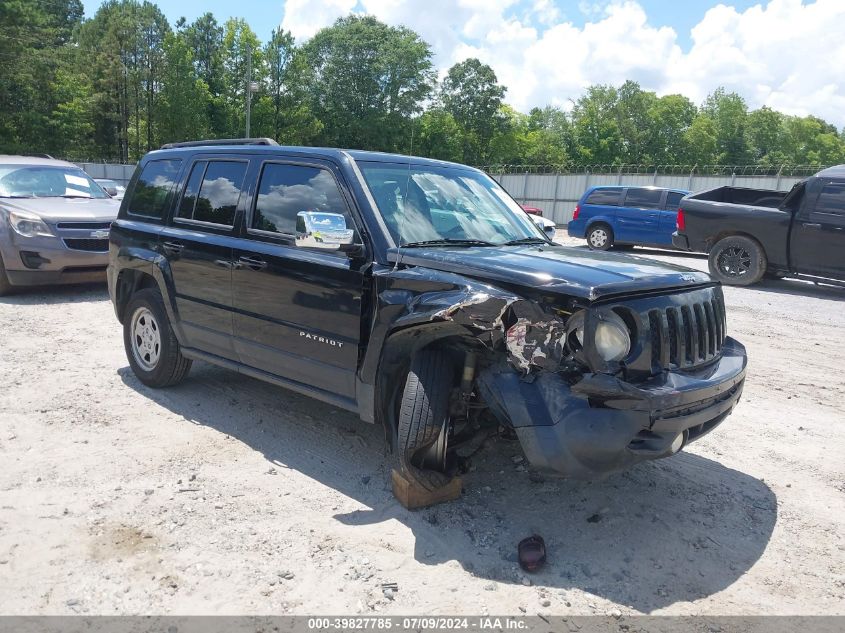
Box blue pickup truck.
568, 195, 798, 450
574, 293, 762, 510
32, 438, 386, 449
567, 185, 688, 250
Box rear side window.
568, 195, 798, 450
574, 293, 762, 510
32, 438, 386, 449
176, 160, 247, 226
251, 163, 350, 235
624, 188, 663, 209
665, 191, 685, 210
584, 188, 621, 206
127, 159, 182, 218
813, 181, 845, 226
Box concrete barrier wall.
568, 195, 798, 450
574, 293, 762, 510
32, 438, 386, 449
78, 162, 803, 226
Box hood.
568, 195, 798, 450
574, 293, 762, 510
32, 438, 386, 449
387, 244, 713, 301
0, 197, 120, 223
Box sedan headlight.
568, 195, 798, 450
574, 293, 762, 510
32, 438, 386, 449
9, 210, 54, 238
594, 314, 631, 362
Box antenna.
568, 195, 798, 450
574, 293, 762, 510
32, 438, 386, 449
393, 124, 416, 271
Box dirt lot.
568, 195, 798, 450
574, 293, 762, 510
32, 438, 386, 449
1, 235, 843, 616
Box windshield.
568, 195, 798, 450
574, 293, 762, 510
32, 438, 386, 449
0, 165, 108, 199
357, 162, 546, 246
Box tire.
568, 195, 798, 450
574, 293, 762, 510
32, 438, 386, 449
708, 235, 767, 286
396, 350, 455, 492
123, 288, 192, 388
0, 255, 13, 296
587, 223, 614, 250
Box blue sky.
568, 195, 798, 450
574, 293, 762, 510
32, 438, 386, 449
79, 1, 845, 127
81, 0, 762, 48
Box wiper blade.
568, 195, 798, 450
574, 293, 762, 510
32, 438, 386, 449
0, 195, 34, 199
60, 194, 92, 198
503, 237, 548, 245
400, 238, 497, 248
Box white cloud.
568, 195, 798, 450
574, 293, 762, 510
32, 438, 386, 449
279, 0, 845, 127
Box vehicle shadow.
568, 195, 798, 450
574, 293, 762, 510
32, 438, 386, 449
0, 283, 108, 305
119, 362, 776, 613
747, 277, 845, 302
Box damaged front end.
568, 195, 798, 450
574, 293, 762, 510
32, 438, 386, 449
371, 265, 746, 481
475, 285, 747, 479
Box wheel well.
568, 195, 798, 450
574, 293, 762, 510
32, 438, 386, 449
707, 232, 767, 260
374, 327, 487, 450
587, 221, 613, 236
115, 269, 158, 323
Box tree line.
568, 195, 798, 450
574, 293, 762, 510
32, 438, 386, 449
2, 0, 844, 168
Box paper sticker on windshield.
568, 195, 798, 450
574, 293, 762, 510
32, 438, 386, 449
64, 174, 89, 187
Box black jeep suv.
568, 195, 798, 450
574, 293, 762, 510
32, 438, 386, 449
108, 139, 747, 490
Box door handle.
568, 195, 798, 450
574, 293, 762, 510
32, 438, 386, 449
214, 259, 237, 269
802, 223, 822, 229
238, 256, 268, 271
162, 241, 184, 254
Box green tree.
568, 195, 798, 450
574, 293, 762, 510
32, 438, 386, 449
747, 106, 786, 165
157, 32, 210, 143
646, 94, 697, 165
614, 80, 658, 163
701, 88, 753, 164
252, 29, 322, 144
0, 0, 86, 155
571, 85, 622, 165
440, 58, 507, 164
303, 15, 433, 151
414, 109, 464, 162
220, 17, 262, 137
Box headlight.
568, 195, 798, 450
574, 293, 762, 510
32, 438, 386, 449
594, 312, 631, 362
9, 210, 54, 238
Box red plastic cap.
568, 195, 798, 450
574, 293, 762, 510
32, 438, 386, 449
676, 208, 685, 231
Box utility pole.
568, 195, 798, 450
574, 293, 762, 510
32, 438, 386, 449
245, 45, 252, 138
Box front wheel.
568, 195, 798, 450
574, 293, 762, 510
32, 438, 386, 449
587, 224, 614, 250
708, 235, 767, 286
123, 288, 192, 387
396, 350, 455, 491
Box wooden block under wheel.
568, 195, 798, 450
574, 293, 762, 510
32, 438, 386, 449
391, 469, 462, 509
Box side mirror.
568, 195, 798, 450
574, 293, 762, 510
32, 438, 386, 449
295, 211, 356, 251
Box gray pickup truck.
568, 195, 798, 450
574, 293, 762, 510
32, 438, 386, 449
0, 155, 120, 294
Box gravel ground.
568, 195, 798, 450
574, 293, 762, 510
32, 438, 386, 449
1, 234, 843, 616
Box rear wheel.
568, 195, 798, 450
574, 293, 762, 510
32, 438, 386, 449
123, 288, 192, 387
708, 235, 767, 286
587, 224, 614, 250
396, 350, 455, 491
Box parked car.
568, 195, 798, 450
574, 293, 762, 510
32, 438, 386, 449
94, 178, 126, 200
109, 139, 746, 491
520, 204, 556, 239
0, 155, 120, 295
673, 166, 845, 286
567, 185, 688, 250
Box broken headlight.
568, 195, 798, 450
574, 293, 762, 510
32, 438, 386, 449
566, 309, 631, 363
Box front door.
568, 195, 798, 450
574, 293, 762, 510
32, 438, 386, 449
791, 178, 845, 279
162, 158, 249, 360
616, 187, 662, 244
231, 159, 365, 400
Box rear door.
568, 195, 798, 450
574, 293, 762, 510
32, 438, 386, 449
231, 158, 366, 401
658, 190, 686, 245
161, 157, 249, 360
790, 178, 845, 279
616, 187, 663, 244
581, 187, 622, 231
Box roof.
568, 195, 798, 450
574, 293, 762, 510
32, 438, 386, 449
815, 165, 845, 178
147, 143, 477, 171
0, 155, 77, 168
587, 184, 689, 192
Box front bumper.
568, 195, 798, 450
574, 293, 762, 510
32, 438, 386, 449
477, 337, 747, 479
0, 236, 108, 287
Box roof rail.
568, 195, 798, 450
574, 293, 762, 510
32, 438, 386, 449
159, 138, 279, 150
